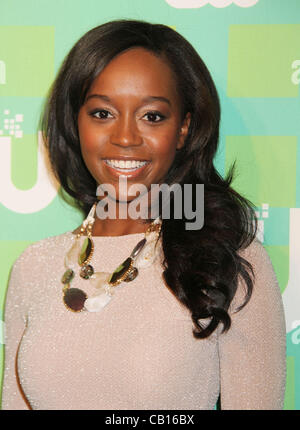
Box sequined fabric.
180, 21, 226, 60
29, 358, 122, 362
1, 233, 286, 410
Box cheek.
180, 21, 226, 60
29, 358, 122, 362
149, 136, 178, 163
78, 128, 99, 174
78, 126, 96, 151
78, 126, 106, 161
79, 136, 95, 169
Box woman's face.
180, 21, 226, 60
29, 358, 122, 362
77, 47, 190, 202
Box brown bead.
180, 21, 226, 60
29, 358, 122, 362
63, 288, 87, 312
123, 267, 138, 282
80, 264, 94, 279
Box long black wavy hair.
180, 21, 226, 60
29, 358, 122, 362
41, 19, 257, 339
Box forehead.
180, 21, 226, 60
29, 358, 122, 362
87, 47, 180, 100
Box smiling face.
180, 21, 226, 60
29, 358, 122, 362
77, 47, 190, 203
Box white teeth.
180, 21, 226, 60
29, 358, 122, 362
106, 159, 147, 169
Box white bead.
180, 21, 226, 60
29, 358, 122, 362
90, 272, 111, 288
84, 292, 112, 312
135, 240, 158, 268
146, 231, 159, 242
65, 237, 83, 269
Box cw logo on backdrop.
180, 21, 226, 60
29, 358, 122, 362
291, 60, 300, 85
0, 129, 59, 213
0, 60, 5, 84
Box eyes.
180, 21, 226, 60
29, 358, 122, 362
88, 109, 166, 123
143, 111, 166, 123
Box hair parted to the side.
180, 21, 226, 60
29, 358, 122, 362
41, 19, 257, 339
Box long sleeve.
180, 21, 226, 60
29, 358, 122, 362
1, 250, 31, 410
217, 240, 286, 409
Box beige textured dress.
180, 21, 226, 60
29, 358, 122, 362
1, 232, 286, 410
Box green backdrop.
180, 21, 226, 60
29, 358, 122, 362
0, 0, 299, 410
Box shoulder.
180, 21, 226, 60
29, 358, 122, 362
10, 231, 74, 280
231, 238, 281, 314
239, 238, 275, 278
5, 232, 74, 312
17, 231, 73, 260
239, 237, 267, 259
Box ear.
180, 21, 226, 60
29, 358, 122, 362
176, 112, 191, 150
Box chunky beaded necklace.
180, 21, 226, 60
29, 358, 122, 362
61, 203, 162, 313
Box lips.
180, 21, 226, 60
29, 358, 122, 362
102, 158, 150, 178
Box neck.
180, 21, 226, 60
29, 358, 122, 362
91, 217, 151, 237
73, 191, 161, 237
90, 191, 157, 236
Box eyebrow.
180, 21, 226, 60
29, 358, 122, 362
85, 94, 171, 106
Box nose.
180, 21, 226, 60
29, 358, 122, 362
110, 114, 143, 147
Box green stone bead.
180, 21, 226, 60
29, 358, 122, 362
61, 268, 75, 284
109, 257, 132, 285
78, 237, 93, 266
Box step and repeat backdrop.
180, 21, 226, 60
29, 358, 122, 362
0, 0, 299, 409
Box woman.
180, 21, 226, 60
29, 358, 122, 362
2, 19, 286, 410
